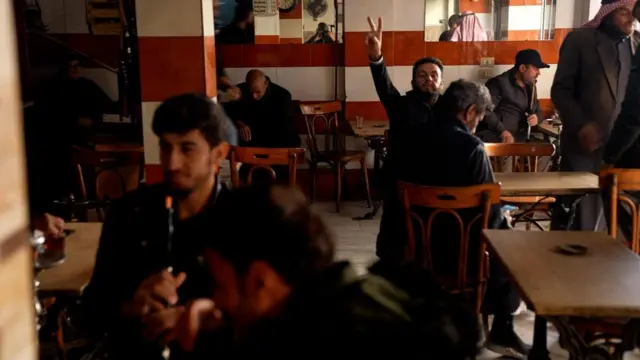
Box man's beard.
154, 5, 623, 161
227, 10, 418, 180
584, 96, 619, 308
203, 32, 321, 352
413, 86, 439, 104
165, 170, 213, 199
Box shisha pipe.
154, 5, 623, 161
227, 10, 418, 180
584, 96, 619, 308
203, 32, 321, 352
162, 196, 175, 360
526, 80, 538, 142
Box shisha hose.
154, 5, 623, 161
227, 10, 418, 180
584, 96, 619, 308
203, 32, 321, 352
163, 196, 175, 360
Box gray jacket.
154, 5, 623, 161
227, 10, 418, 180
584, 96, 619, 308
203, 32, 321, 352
551, 28, 640, 157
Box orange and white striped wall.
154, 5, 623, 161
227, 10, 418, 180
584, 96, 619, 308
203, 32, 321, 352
135, 0, 218, 183
342, 0, 585, 123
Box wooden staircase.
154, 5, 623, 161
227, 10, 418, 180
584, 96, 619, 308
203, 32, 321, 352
86, 0, 123, 35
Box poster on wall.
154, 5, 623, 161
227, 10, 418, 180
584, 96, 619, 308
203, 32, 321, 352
253, 0, 278, 16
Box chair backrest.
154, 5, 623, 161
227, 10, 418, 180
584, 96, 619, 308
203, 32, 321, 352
483, 142, 555, 172
229, 146, 305, 187
71, 146, 142, 201
599, 168, 640, 253
299, 101, 343, 158
397, 181, 501, 293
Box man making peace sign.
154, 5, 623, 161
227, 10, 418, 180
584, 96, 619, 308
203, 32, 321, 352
366, 16, 530, 359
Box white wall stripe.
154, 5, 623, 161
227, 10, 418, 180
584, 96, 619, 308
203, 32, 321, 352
346, 64, 557, 103
135, 0, 207, 37
224, 67, 341, 101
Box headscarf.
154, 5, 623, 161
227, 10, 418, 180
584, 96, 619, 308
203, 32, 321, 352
450, 11, 488, 42
582, 0, 637, 28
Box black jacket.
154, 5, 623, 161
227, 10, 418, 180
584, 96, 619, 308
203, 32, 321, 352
80, 181, 225, 359
478, 69, 543, 137
369, 58, 436, 174
179, 262, 479, 359
604, 48, 640, 168
223, 80, 301, 148
376, 114, 503, 263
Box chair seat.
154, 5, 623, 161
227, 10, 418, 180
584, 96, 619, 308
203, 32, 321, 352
500, 196, 556, 204
314, 150, 367, 163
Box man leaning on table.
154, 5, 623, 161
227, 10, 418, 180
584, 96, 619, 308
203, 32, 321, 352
79, 94, 236, 359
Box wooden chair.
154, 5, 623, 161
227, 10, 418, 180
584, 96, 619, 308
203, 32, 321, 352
397, 181, 501, 314
600, 168, 640, 253
300, 101, 372, 212
566, 168, 640, 359
229, 146, 305, 187
484, 142, 556, 230
61, 146, 141, 221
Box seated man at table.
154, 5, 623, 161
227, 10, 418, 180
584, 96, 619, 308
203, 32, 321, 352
224, 69, 301, 184
79, 93, 236, 359
171, 185, 481, 359
476, 49, 549, 144
400, 79, 529, 358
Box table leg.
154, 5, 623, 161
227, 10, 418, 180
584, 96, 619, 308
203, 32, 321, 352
357, 136, 385, 220
529, 315, 551, 360
549, 317, 617, 360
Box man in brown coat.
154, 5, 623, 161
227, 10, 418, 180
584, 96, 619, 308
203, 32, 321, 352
551, 0, 640, 231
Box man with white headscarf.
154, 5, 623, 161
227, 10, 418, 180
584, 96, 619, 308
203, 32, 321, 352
551, 0, 640, 232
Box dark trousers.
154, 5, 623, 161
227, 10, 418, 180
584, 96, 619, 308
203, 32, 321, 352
551, 152, 605, 231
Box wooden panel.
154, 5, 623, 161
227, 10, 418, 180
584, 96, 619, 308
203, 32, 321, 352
0, 0, 36, 358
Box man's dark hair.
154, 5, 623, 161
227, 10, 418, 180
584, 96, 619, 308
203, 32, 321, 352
413, 57, 444, 77
204, 185, 335, 286
438, 79, 493, 116
152, 93, 228, 148
448, 14, 462, 28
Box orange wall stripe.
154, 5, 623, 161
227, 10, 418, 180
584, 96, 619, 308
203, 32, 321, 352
139, 36, 217, 102
255, 35, 280, 44
280, 37, 303, 44
459, 0, 492, 13
217, 43, 344, 67
344, 30, 571, 67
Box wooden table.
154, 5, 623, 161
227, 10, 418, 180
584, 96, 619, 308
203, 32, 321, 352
484, 230, 640, 359
94, 143, 144, 153
495, 172, 599, 197
36, 222, 102, 296
349, 120, 388, 138
348, 120, 389, 220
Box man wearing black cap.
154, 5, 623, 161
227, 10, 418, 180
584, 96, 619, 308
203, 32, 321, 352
477, 49, 550, 148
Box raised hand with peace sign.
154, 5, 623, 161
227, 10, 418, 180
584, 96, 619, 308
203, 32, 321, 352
365, 16, 383, 61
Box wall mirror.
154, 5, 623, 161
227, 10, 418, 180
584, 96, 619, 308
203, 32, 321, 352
214, 0, 342, 44
424, 0, 557, 42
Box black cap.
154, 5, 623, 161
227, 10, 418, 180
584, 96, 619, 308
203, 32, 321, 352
515, 49, 550, 69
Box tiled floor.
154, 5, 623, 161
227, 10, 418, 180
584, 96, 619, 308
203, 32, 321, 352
313, 201, 639, 360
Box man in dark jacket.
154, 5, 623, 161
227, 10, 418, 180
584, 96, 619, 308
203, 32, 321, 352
602, 1, 640, 242
439, 14, 461, 41
366, 16, 442, 263
224, 70, 300, 149
477, 49, 549, 144
80, 94, 236, 359
171, 185, 481, 359
551, 0, 640, 231
216, 2, 255, 44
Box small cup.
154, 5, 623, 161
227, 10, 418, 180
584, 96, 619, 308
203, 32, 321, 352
355, 116, 364, 129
